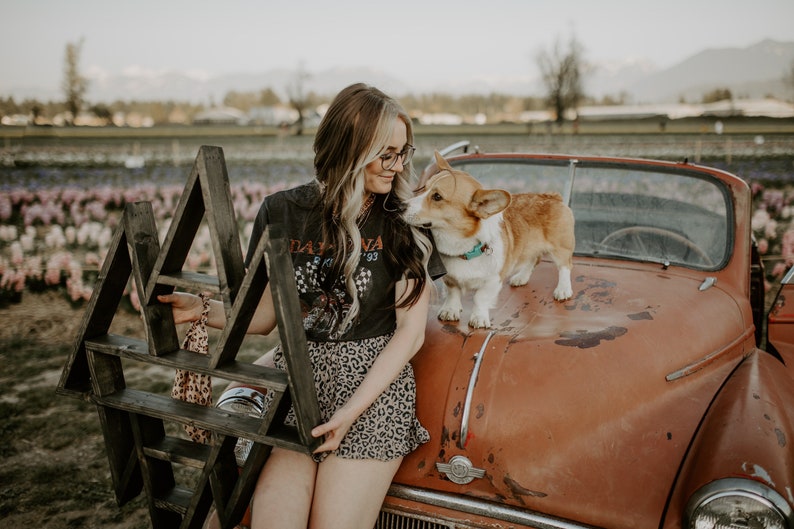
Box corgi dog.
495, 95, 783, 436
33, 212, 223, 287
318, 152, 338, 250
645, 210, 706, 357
405, 152, 575, 328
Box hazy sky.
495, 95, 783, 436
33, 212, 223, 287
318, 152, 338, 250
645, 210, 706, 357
2, 0, 793, 96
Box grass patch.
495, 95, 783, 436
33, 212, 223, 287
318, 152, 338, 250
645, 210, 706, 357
0, 308, 280, 527
0, 335, 152, 526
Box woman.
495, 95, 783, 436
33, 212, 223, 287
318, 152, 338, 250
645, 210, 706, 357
158, 83, 444, 529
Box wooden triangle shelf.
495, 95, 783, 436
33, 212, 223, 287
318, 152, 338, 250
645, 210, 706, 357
57, 145, 321, 529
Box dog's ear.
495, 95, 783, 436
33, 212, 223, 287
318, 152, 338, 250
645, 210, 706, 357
434, 151, 454, 172
469, 189, 511, 218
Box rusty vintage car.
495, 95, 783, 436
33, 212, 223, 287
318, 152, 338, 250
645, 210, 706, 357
67, 143, 792, 529
373, 144, 794, 529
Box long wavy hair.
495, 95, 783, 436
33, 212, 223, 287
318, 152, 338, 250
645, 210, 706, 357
313, 83, 432, 331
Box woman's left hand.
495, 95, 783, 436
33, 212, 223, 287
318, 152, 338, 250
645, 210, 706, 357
310, 408, 356, 454
308, 277, 430, 455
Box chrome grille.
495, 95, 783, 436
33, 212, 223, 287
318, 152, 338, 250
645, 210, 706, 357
375, 509, 457, 529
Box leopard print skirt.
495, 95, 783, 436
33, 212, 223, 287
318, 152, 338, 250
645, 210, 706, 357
267, 333, 430, 462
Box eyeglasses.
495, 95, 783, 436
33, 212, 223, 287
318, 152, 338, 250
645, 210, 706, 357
379, 145, 415, 171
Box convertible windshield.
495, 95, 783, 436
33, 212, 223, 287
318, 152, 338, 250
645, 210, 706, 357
450, 159, 731, 269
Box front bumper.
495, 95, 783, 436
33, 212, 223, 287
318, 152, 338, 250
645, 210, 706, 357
379, 484, 599, 529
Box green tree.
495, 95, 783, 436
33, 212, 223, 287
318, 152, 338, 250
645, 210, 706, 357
62, 38, 88, 125
259, 88, 281, 106
223, 90, 259, 112
221, 88, 282, 113
536, 35, 586, 124
29, 102, 43, 124
0, 96, 19, 118
702, 88, 732, 103
785, 59, 794, 101
90, 103, 113, 125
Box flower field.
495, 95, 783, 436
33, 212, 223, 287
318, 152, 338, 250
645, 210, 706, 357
1, 154, 793, 312
0, 162, 302, 309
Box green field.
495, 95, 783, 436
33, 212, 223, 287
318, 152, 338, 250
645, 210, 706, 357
1, 119, 793, 528
2, 115, 794, 141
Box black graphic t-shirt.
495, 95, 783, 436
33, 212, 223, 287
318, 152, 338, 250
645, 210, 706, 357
246, 182, 445, 342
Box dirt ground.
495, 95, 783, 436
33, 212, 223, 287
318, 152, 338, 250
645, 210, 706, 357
0, 291, 270, 529
0, 292, 153, 528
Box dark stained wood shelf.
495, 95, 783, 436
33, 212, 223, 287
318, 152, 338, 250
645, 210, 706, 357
57, 145, 320, 529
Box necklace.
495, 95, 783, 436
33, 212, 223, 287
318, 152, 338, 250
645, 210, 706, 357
357, 194, 375, 221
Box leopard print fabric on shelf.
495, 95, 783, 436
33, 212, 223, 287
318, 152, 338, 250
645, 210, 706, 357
171, 292, 213, 444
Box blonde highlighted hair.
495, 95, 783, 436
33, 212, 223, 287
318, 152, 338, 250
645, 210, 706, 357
313, 83, 432, 331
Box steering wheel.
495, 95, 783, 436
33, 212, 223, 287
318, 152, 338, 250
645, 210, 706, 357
599, 226, 714, 267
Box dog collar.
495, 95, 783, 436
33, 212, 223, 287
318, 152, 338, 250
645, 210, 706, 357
460, 242, 491, 260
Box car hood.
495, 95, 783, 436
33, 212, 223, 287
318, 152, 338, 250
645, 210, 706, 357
397, 260, 752, 528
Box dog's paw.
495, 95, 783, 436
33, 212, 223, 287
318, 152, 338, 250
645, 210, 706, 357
438, 307, 461, 321
468, 312, 491, 328
553, 285, 573, 301
554, 268, 573, 301
508, 270, 531, 286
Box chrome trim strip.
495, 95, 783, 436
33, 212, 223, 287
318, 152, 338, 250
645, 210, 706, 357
459, 330, 496, 449
665, 327, 754, 381
437, 140, 471, 157
781, 264, 794, 286
387, 484, 599, 529
564, 159, 578, 206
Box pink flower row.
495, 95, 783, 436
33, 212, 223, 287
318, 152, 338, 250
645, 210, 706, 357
2, 179, 794, 304
0, 180, 285, 304
1, 181, 286, 227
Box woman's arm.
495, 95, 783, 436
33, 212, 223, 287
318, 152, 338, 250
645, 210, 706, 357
156, 282, 278, 336
310, 276, 430, 453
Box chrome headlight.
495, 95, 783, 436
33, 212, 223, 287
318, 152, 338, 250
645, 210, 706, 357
684, 478, 792, 529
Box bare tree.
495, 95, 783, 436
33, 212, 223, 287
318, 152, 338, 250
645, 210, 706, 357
286, 63, 311, 135
62, 38, 88, 125
536, 35, 586, 124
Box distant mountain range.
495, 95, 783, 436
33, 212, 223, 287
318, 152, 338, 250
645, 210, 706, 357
608, 39, 794, 103
5, 39, 793, 105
